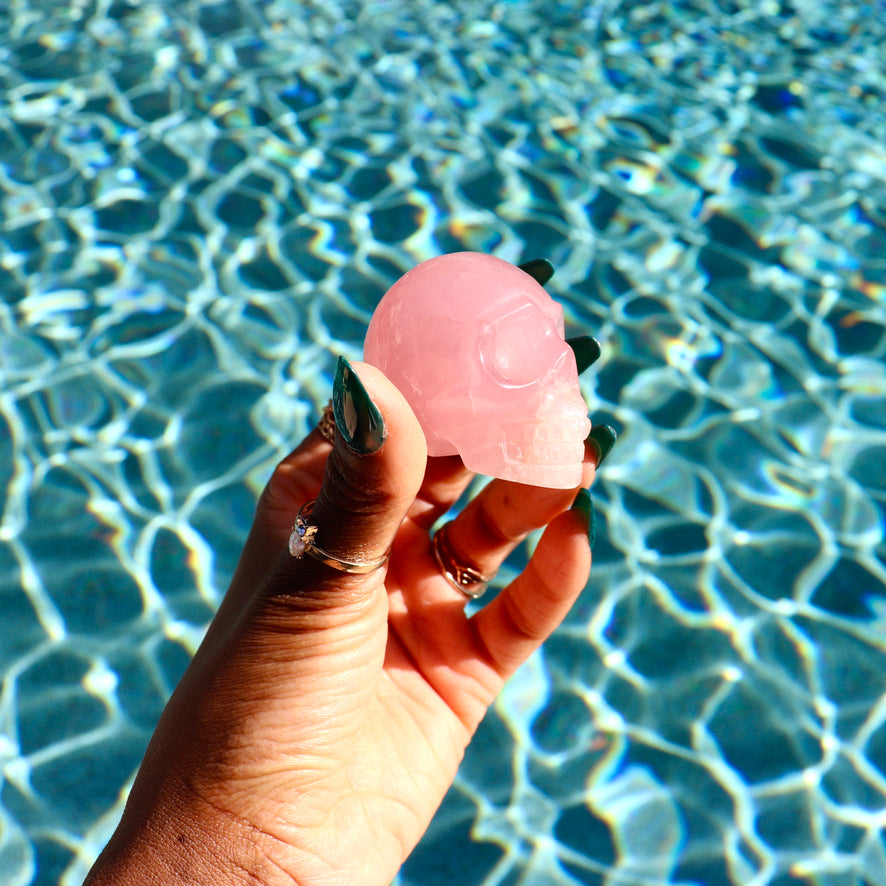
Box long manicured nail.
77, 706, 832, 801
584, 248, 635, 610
571, 488, 597, 548
332, 356, 387, 454
518, 258, 554, 286
567, 335, 602, 374
587, 424, 617, 467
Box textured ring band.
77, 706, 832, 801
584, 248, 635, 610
317, 401, 336, 443
288, 499, 390, 574
431, 521, 494, 599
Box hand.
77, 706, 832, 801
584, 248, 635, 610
86, 359, 607, 886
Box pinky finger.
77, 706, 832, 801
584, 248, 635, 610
469, 496, 594, 681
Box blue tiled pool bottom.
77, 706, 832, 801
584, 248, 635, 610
1, 0, 885, 884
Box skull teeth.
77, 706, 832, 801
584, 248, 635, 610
501, 407, 591, 466
495, 460, 583, 488
504, 438, 586, 466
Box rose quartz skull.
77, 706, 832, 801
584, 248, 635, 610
363, 252, 590, 488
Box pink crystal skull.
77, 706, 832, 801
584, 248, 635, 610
363, 252, 591, 488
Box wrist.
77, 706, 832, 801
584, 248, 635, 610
84, 795, 294, 886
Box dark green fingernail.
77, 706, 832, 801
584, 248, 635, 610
571, 488, 596, 548
332, 356, 386, 454
587, 424, 617, 467
518, 258, 554, 286
567, 335, 602, 374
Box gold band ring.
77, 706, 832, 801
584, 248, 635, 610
288, 499, 390, 574
317, 401, 336, 443
431, 521, 494, 599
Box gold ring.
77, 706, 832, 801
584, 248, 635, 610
288, 499, 390, 574
431, 521, 494, 599
317, 401, 336, 444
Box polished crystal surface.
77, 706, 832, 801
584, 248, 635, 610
364, 252, 590, 488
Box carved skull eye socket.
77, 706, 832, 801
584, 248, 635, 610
479, 303, 566, 388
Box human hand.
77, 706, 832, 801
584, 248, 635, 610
85, 356, 613, 886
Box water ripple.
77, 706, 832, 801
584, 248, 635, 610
1, 1, 885, 884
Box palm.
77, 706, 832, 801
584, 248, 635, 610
181, 552, 491, 883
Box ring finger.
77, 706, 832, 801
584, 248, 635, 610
404, 436, 600, 608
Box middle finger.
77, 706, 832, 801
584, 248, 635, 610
408, 438, 600, 608
444, 455, 596, 585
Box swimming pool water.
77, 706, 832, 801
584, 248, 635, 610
1, 0, 885, 883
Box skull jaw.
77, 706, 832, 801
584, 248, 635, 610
492, 459, 584, 489
423, 442, 585, 488
458, 433, 588, 489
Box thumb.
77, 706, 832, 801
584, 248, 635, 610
286, 357, 427, 592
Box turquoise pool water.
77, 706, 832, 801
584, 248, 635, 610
1, 0, 885, 883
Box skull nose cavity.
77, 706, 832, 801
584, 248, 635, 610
538, 381, 590, 420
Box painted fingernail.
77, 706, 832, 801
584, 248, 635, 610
332, 356, 387, 454
518, 258, 554, 286
567, 335, 602, 374
571, 488, 597, 548
587, 424, 617, 467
